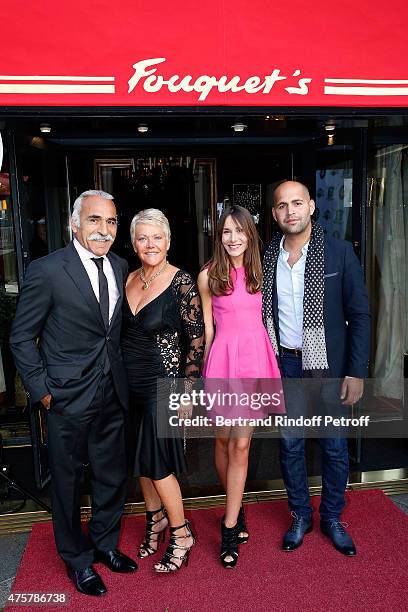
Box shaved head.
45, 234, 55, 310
273, 181, 310, 206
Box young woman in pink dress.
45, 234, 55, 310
198, 205, 283, 568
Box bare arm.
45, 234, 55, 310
197, 268, 215, 364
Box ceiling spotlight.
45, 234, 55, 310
324, 123, 336, 132
137, 123, 149, 133
40, 123, 51, 134
231, 122, 247, 132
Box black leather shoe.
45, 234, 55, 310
67, 566, 107, 597
94, 549, 138, 573
320, 520, 356, 556
282, 513, 313, 551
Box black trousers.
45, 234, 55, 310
46, 373, 127, 570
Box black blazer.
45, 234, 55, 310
10, 241, 129, 415
271, 236, 371, 379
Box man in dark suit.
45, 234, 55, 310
10, 190, 137, 596
263, 180, 370, 556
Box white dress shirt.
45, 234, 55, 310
276, 237, 309, 349
73, 239, 120, 323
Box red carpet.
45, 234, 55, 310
6, 490, 408, 612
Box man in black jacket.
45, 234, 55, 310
10, 190, 137, 596
263, 180, 370, 556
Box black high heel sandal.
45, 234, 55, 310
154, 520, 195, 572
138, 505, 168, 558
237, 504, 249, 544
220, 519, 239, 569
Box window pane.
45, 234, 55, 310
316, 148, 353, 242
0, 135, 23, 434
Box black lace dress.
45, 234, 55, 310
122, 270, 204, 480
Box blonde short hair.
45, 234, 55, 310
130, 208, 171, 244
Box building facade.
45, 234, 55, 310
1, 0, 407, 521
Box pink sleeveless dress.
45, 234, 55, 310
204, 267, 284, 418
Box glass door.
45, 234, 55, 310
0, 134, 21, 425
349, 142, 408, 474
365, 144, 408, 417
0, 133, 71, 514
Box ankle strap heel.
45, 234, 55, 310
154, 520, 195, 573
138, 505, 168, 558
220, 519, 239, 569
237, 504, 249, 544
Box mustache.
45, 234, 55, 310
88, 233, 114, 242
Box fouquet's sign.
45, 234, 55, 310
127, 58, 313, 101
127, 58, 408, 103
0, 0, 407, 108
1, 57, 407, 107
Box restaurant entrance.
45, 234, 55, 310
9, 115, 362, 270
1, 113, 408, 523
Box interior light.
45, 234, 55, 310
231, 122, 247, 132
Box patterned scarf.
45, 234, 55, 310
262, 221, 329, 376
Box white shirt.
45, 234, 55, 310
73, 239, 120, 323
276, 237, 309, 349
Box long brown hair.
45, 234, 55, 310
205, 205, 262, 296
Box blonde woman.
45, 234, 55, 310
122, 208, 204, 572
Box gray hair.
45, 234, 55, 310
71, 190, 115, 227
130, 208, 171, 244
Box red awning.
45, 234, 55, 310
1, 0, 407, 107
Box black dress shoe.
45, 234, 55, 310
67, 566, 107, 597
282, 513, 313, 551
94, 549, 138, 573
320, 520, 356, 556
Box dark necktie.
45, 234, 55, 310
92, 257, 109, 328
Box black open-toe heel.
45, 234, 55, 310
138, 505, 168, 558
237, 504, 249, 544
220, 518, 239, 569
154, 520, 195, 572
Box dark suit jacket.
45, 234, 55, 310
270, 235, 371, 379
10, 241, 129, 415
